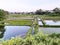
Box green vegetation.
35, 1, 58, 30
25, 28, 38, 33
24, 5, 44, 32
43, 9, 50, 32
0, 9, 8, 21
0, 32, 60, 45
7, 14, 33, 20
7, 14, 60, 20
35, 7, 60, 15
26, 27, 33, 37
0, 9, 7, 38
0, 8, 60, 45
38, 15, 60, 20
0, 25, 5, 38
5, 20, 33, 26
4, 14, 60, 26
0, 16, 59, 45
4, 14, 34, 26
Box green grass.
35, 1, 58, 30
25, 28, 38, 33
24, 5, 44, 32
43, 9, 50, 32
5, 20, 33, 26
5, 14, 34, 26
38, 15, 60, 20
7, 14, 60, 20
3, 14, 60, 26
7, 14, 33, 20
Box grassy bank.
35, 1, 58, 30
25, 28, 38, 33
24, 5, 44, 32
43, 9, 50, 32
7, 14, 60, 20
4, 14, 34, 26
5, 20, 33, 26
7, 14, 33, 20
39, 25, 60, 27
38, 15, 60, 20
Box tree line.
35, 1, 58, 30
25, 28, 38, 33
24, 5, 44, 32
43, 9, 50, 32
9, 7, 60, 16
35, 7, 60, 15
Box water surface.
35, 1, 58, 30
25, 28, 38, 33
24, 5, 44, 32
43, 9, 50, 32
2, 19, 60, 40
38, 21, 43, 25
44, 20, 60, 25
3, 26, 30, 40
39, 27, 60, 34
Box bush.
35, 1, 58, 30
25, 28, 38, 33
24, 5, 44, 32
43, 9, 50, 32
0, 9, 8, 21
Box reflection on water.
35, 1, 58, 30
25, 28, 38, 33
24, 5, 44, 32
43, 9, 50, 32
0, 25, 5, 38
38, 18, 60, 26
44, 20, 60, 25
38, 21, 43, 25
39, 27, 60, 34
38, 18, 43, 25
3, 26, 30, 40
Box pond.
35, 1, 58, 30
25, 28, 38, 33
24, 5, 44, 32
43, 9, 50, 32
1, 19, 60, 40
2, 26, 60, 40
3, 26, 32, 40
38, 18, 60, 26
44, 20, 60, 25
39, 27, 60, 34
38, 19, 60, 34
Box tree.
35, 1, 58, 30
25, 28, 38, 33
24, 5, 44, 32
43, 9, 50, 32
53, 7, 60, 14
35, 9, 44, 15
0, 9, 8, 21
0, 9, 7, 38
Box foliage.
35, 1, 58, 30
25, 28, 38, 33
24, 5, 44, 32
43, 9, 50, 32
35, 7, 60, 15
0, 31, 60, 45
0, 25, 5, 38
53, 7, 60, 14
35, 9, 44, 15
26, 27, 33, 37
33, 16, 38, 34
0, 9, 8, 21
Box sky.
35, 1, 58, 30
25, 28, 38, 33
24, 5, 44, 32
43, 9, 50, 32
0, 0, 60, 12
